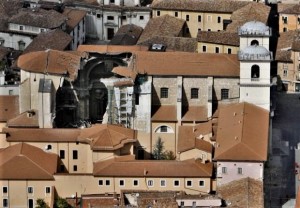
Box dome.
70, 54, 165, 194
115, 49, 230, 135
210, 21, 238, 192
240, 45, 269, 56
239, 21, 269, 35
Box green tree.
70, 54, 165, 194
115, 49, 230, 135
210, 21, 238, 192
152, 137, 165, 160
54, 197, 70, 208
164, 150, 176, 160
36, 199, 49, 208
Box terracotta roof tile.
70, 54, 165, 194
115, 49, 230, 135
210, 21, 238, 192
0, 143, 58, 180
152, 105, 177, 121
276, 31, 298, 61
134, 51, 240, 77
151, 0, 250, 13
182, 106, 208, 121
63, 8, 87, 32
138, 36, 197, 52
197, 31, 239, 46
8, 8, 66, 29
94, 156, 213, 177
217, 177, 264, 208
138, 15, 186, 44
110, 24, 143, 45
226, 3, 270, 33
17, 49, 84, 81
23, 29, 72, 54
178, 125, 213, 153
4, 127, 81, 142
112, 66, 137, 79
78, 124, 136, 150
7, 110, 39, 128
214, 102, 269, 161
0, 95, 19, 122
280, 4, 300, 14
77, 45, 148, 53
0, 0, 23, 18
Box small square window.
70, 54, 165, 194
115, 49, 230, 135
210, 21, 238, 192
147, 180, 154, 187
139, 16, 144, 20
186, 15, 189, 21
221, 89, 229, 100
161, 126, 167, 132
222, 167, 227, 174
45, 187, 51, 194
73, 165, 77, 171
157, 11, 160, 16
238, 167, 243, 174
202, 45, 206, 52
2, 187, 7, 194
122, 16, 126, 20
8, 90, 13, 95
199, 180, 204, 187
191, 88, 199, 99
175, 12, 178, 17
198, 15, 201, 22
160, 88, 168, 98
106, 180, 110, 186
3, 199, 8, 208
60, 150, 65, 159
174, 180, 179, 187
133, 179, 139, 186
19, 25, 24, 31
28, 187, 33, 194
96, 13, 101, 18
99, 180, 103, 186
119, 180, 125, 187
186, 180, 192, 187
107, 16, 114, 20
73, 150, 78, 160
46, 144, 52, 150
228, 48, 232, 54
160, 180, 166, 187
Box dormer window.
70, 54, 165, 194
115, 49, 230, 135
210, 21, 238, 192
18, 40, 26, 51
19, 25, 24, 31
40, 28, 45, 33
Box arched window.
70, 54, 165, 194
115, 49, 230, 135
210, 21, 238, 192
250, 40, 259, 46
154, 125, 174, 133
251, 65, 260, 79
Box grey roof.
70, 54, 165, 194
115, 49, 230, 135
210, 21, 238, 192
8, 8, 66, 29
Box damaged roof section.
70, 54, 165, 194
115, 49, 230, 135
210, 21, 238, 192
17, 49, 87, 80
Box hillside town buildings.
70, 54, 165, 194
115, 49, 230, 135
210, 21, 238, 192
1, 0, 300, 207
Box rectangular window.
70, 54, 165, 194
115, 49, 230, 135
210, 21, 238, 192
119, 180, 125, 187
186, 15, 189, 21
238, 167, 243, 174
147, 180, 154, 187
283, 16, 288, 24
122, 16, 126, 20
19, 25, 24, 31
160, 126, 167, 132
228, 48, 232, 54
2, 187, 7, 194
175, 11, 178, 17
28, 199, 34, 208
73, 165, 77, 171
133, 179, 139, 186
222, 167, 227, 174
106, 180, 110, 186
73, 150, 78, 159
28, 187, 33, 194
217, 16, 221, 23
221, 89, 229, 100
174, 180, 180, 187
160, 88, 168, 98
107, 16, 114, 20
215, 47, 219, 53
186, 180, 192, 187
8, 90, 13, 95
207, 15, 212, 21
139, 16, 144, 20
157, 11, 160, 16
191, 88, 199, 99
110, 0, 115, 3
198, 15, 201, 22
202, 45, 206, 52
283, 69, 288, 77
160, 179, 166, 187
96, 13, 101, 18
99, 180, 103, 186
45, 187, 51, 194
199, 180, 205, 187
60, 150, 65, 159
3, 199, 8, 208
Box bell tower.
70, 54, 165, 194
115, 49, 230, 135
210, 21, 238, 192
238, 21, 272, 111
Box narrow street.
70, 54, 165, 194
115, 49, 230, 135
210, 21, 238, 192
265, 92, 300, 207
